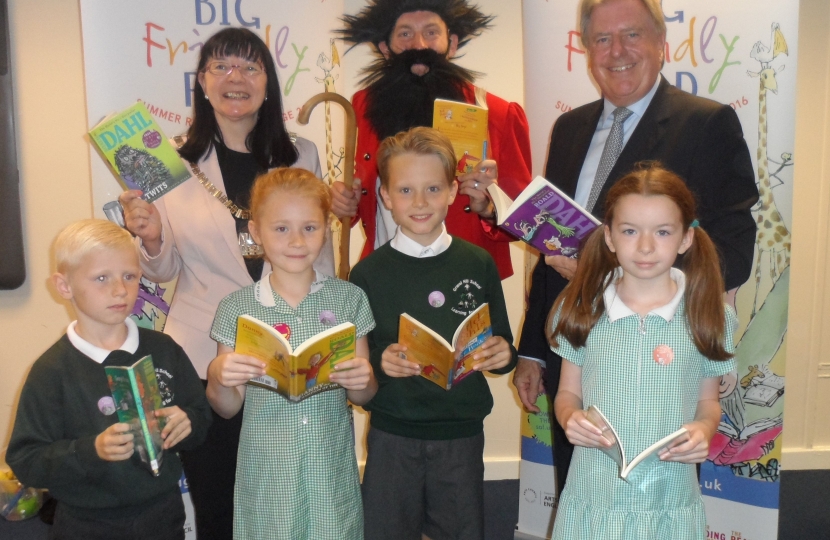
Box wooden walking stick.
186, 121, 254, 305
297, 92, 357, 280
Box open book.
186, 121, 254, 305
709, 415, 783, 465
89, 101, 191, 202
743, 374, 785, 407
432, 99, 489, 176
488, 176, 601, 257
104, 355, 166, 476
235, 315, 356, 402
586, 406, 689, 481
398, 303, 492, 390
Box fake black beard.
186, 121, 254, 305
361, 48, 479, 140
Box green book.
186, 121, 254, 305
105, 355, 166, 476
89, 101, 190, 202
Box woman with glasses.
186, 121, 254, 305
119, 27, 329, 540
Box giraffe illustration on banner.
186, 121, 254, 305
746, 22, 791, 320
315, 39, 343, 186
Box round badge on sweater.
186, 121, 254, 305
98, 396, 116, 415
428, 291, 445, 307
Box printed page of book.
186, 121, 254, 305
399, 313, 454, 390
235, 315, 291, 397
88, 101, 190, 202
450, 303, 492, 385
432, 99, 489, 176
621, 428, 689, 479
291, 323, 356, 399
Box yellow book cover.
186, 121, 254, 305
432, 99, 489, 175
88, 101, 191, 202
398, 303, 492, 390
234, 315, 356, 401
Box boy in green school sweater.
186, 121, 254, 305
350, 127, 518, 540
7, 219, 211, 540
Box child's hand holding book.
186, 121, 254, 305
95, 423, 135, 462
465, 335, 512, 372
381, 344, 422, 378
155, 406, 192, 450
562, 408, 616, 449
658, 420, 714, 464
209, 351, 266, 388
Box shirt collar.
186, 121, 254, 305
389, 223, 452, 258
604, 267, 686, 323
600, 75, 662, 126
66, 317, 139, 364
255, 270, 328, 307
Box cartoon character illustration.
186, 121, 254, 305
514, 220, 539, 242
113, 145, 175, 192
747, 22, 792, 319
314, 40, 343, 186
456, 151, 481, 174
543, 236, 562, 253
421, 363, 447, 382
298, 352, 327, 390
131, 277, 170, 330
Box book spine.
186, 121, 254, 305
128, 368, 160, 476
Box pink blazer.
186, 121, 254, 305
138, 138, 324, 377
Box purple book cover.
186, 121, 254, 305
496, 177, 600, 257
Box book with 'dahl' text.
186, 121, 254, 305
488, 176, 601, 258
88, 101, 191, 202
234, 315, 357, 402
586, 405, 690, 481
398, 303, 492, 390
104, 355, 167, 476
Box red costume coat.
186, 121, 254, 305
351, 84, 532, 279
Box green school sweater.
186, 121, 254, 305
7, 329, 211, 516
350, 238, 517, 440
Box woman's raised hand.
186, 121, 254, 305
119, 190, 163, 255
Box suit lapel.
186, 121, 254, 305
560, 101, 603, 197
193, 151, 250, 277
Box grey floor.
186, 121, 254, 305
2, 472, 827, 540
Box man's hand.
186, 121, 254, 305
458, 159, 498, 217
157, 406, 192, 449
331, 178, 363, 219
544, 255, 578, 280
381, 344, 421, 377
95, 423, 134, 461
512, 358, 544, 412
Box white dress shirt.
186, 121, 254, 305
389, 223, 453, 258
66, 317, 140, 363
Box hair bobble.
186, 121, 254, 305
690, 219, 699, 228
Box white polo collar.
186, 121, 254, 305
390, 223, 452, 258
66, 317, 139, 364
604, 267, 686, 323
255, 270, 328, 307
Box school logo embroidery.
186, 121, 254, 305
155, 367, 174, 406
451, 279, 482, 316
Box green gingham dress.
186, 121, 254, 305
551, 269, 736, 540
211, 272, 375, 540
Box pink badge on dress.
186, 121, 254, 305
273, 322, 291, 340
653, 344, 674, 366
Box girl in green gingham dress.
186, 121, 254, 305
548, 167, 737, 540
206, 169, 377, 540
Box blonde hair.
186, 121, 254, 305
249, 167, 331, 221
376, 127, 456, 189
54, 219, 136, 273
579, 0, 666, 48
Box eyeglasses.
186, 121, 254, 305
204, 61, 264, 78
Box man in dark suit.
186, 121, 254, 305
512, 0, 758, 494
